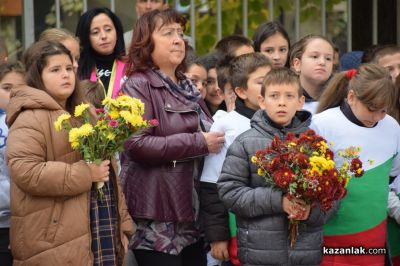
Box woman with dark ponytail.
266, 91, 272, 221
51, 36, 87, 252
311, 63, 400, 266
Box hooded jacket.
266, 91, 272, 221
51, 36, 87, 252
6, 86, 134, 266
217, 109, 337, 266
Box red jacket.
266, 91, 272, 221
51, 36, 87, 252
120, 69, 211, 222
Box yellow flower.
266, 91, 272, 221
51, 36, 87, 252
309, 156, 335, 175
102, 97, 113, 106
96, 120, 108, 130
78, 123, 94, 137
287, 142, 296, 148
109, 109, 120, 119
130, 99, 145, 115
257, 168, 264, 176
74, 103, 90, 117
71, 141, 80, 150
106, 132, 116, 140
129, 114, 145, 127
120, 110, 132, 123
54, 113, 71, 131
69, 128, 80, 143
343, 146, 361, 157
116, 95, 134, 108
251, 156, 257, 164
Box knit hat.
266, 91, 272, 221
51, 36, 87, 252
340, 51, 363, 71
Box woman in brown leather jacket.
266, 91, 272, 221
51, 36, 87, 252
120, 8, 225, 266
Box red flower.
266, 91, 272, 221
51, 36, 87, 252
293, 152, 309, 168
273, 168, 294, 189
270, 135, 282, 151
109, 120, 118, 128
286, 132, 296, 141
350, 158, 362, 172
149, 119, 159, 127
256, 150, 266, 158
325, 149, 334, 160
95, 108, 104, 114
354, 169, 364, 178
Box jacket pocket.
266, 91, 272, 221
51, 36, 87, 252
44, 200, 63, 242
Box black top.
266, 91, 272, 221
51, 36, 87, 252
93, 52, 116, 94
340, 100, 375, 128
235, 98, 256, 119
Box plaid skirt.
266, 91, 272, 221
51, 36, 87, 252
90, 179, 118, 266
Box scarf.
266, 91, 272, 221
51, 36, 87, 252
154, 69, 212, 131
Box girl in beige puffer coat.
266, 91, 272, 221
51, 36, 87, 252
6, 40, 134, 266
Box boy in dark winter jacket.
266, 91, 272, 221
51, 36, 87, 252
217, 68, 337, 266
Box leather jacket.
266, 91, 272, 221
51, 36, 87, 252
120, 69, 210, 222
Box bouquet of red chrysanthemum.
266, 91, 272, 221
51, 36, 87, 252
251, 129, 364, 247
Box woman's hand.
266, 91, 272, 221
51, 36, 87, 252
87, 160, 110, 183
202, 131, 225, 153
210, 240, 230, 261
282, 195, 310, 220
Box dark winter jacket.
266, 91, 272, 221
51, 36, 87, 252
217, 109, 338, 266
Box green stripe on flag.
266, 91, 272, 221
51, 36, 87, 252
388, 217, 400, 257
324, 158, 392, 235
229, 211, 237, 237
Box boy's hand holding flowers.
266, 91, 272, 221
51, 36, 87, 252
283, 196, 310, 220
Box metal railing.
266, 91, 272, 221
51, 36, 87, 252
22, 0, 376, 52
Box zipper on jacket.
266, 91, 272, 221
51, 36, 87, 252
164, 106, 197, 114
171, 154, 207, 168
165, 105, 207, 167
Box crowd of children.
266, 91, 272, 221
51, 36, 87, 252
1, 3, 400, 266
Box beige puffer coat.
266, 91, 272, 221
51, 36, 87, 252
6, 86, 134, 266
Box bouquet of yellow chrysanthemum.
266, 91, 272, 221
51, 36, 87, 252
54, 94, 158, 199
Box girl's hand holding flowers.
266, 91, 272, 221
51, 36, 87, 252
87, 160, 110, 183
